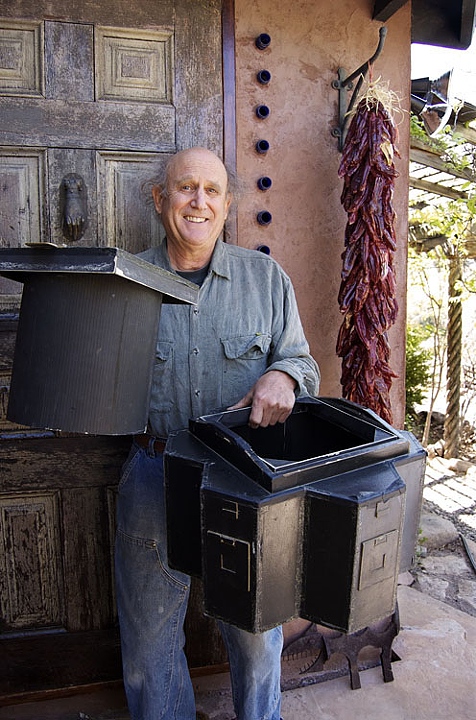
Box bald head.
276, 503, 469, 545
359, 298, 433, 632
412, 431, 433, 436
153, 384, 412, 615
163, 147, 229, 196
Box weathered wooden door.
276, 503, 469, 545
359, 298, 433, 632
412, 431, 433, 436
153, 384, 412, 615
0, 0, 223, 700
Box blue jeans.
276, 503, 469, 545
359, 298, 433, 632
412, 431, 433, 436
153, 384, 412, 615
115, 441, 283, 720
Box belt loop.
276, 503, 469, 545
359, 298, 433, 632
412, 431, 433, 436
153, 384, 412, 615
146, 435, 156, 458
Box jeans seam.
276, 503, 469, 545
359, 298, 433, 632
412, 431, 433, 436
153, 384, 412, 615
116, 527, 190, 592
117, 445, 142, 490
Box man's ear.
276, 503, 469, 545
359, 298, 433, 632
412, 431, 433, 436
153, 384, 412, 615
151, 185, 164, 213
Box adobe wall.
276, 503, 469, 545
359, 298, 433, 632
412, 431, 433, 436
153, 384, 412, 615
232, 0, 411, 428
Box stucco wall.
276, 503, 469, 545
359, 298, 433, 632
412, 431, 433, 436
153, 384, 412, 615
232, 0, 411, 428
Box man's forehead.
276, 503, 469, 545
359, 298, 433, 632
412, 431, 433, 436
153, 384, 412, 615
172, 171, 226, 187
167, 151, 228, 186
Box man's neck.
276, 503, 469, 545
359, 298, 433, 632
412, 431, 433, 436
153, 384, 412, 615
166, 240, 215, 272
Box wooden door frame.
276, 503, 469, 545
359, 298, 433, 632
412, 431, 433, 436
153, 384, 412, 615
222, 0, 238, 245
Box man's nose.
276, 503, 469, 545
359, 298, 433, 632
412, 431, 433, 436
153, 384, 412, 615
190, 187, 207, 209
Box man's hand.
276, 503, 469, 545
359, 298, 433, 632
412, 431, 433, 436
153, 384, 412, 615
228, 370, 297, 429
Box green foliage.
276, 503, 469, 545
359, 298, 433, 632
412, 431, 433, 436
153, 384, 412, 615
410, 113, 456, 156
410, 114, 429, 142
408, 112, 476, 437
406, 248, 448, 440
405, 324, 432, 424
410, 198, 474, 264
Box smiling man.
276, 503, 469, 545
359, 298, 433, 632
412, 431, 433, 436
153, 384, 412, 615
151, 147, 231, 270
114, 147, 320, 720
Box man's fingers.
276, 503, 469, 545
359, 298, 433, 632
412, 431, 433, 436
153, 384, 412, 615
227, 391, 253, 411
227, 371, 296, 428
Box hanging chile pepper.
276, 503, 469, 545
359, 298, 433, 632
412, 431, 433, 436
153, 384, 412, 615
336, 91, 399, 424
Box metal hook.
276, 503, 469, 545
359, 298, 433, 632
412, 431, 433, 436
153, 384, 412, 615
332, 26, 388, 151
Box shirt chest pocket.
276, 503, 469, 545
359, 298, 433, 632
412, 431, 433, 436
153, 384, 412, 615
220, 333, 272, 406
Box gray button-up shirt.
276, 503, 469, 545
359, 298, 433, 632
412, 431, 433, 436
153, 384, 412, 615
140, 240, 320, 438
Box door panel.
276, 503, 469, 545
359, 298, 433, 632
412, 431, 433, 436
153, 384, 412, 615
0, 148, 46, 244
0, 492, 63, 631
45, 21, 94, 101
95, 25, 174, 104
0, 19, 43, 97
0, 96, 175, 149
46, 148, 97, 245
0, 0, 225, 698
97, 151, 164, 253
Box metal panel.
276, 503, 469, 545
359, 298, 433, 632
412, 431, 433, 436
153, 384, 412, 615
0, 247, 198, 434
165, 398, 425, 633
0, 246, 198, 302
7, 273, 162, 434
190, 398, 410, 493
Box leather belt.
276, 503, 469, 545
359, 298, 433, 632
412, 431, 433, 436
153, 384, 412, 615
133, 434, 166, 454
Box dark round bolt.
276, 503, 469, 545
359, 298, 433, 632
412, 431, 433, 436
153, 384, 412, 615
257, 69, 271, 84
257, 210, 272, 226
255, 33, 271, 50
257, 176, 272, 191
255, 104, 270, 120
255, 139, 270, 154
257, 245, 271, 254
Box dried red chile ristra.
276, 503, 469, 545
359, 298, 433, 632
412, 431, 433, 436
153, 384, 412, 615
336, 96, 399, 424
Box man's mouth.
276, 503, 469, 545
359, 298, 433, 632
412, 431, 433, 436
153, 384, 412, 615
184, 216, 207, 223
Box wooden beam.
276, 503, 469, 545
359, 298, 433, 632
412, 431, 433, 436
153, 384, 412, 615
410, 233, 476, 258
410, 138, 476, 182
454, 124, 476, 146
373, 0, 408, 22
222, 0, 236, 175
222, 0, 238, 245
412, 0, 476, 49
409, 235, 447, 253
409, 176, 468, 200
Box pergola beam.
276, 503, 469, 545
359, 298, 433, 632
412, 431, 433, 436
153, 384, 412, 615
454, 124, 476, 145
410, 139, 476, 182
409, 176, 468, 201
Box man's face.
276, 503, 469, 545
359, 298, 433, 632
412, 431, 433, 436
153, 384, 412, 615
153, 148, 231, 262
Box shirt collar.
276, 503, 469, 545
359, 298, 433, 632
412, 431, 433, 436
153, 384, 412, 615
208, 239, 231, 280
159, 237, 231, 280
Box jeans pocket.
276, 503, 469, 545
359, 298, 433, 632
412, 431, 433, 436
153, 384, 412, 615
116, 528, 190, 592
117, 444, 141, 490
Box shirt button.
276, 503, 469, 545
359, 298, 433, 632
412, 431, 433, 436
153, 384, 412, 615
193, 308, 199, 315
193, 347, 199, 355
195, 389, 201, 396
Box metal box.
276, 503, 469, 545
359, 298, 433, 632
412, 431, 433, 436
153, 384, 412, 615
165, 397, 426, 633
0, 246, 198, 435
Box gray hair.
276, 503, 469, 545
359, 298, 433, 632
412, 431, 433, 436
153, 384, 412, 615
141, 151, 243, 205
